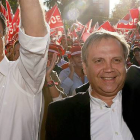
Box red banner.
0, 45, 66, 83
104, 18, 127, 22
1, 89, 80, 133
98, 21, 116, 32
45, 5, 64, 29
85, 19, 92, 32
116, 8, 139, 29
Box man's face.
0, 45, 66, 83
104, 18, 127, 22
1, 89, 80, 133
134, 49, 140, 57
71, 54, 82, 68
83, 38, 126, 98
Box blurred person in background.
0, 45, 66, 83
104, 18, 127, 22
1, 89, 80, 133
59, 45, 88, 96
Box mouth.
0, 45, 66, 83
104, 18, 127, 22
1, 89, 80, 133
101, 77, 116, 80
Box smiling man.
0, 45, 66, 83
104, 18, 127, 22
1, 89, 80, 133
45, 30, 134, 140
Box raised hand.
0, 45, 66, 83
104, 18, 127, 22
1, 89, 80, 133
46, 53, 58, 80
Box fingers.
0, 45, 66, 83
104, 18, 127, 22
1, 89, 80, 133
51, 53, 58, 64
47, 60, 50, 67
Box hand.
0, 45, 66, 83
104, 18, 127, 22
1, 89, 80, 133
46, 53, 57, 77
69, 61, 75, 73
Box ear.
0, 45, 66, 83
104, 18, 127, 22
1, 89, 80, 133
82, 62, 87, 75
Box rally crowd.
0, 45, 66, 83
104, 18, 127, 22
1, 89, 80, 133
1, 0, 140, 140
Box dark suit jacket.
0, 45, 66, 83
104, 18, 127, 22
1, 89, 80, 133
46, 65, 140, 140
122, 65, 140, 140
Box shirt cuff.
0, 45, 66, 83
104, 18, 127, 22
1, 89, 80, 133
52, 94, 62, 102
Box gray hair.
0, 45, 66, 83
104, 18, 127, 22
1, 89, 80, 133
82, 30, 129, 64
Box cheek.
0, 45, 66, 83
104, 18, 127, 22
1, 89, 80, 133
85, 65, 99, 78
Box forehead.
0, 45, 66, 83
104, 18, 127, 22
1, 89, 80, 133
88, 38, 123, 56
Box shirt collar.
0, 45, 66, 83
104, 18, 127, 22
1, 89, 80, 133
0, 56, 9, 76
89, 85, 122, 107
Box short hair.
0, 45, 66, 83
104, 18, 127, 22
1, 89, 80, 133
133, 46, 140, 52
82, 30, 129, 64
0, 12, 7, 36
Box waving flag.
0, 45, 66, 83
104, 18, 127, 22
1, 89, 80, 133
0, 3, 8, 19
98, 21, 116, 32
11, 7, 20, 42
80, 26, 91, 42
45, 5, 64, 29
85, 19, 92, 32
116, 8, 139, 29
45, 5, 65, 44
75, 20, 84, 32
90, 22, 99, 33
6, 0, 14, 42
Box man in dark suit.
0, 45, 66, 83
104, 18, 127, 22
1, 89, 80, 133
45, 30, 136, 140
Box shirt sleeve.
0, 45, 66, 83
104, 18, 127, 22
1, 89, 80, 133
16, 24, 50, 95
52, 94, 62, 102
59, 69, 74, 95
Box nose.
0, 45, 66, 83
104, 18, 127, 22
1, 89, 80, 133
103, 61, 114, 73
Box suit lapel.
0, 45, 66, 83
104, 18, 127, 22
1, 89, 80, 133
74, 91, 91, 140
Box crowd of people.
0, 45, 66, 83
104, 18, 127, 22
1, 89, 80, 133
1, 0, 140, 140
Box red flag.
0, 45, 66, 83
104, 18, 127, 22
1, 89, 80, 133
75, 20, 84, 32
12, 7, 20, 41
116, 8, 139, 29
80, 26, 91, 42
85, 19, 92, 32
71, 28, 78, 39
90, 22, 99, 33
6, 0, 14, 42
6, 0, 13, 23
45, 5, 64, 29
0, 3, 8, 19
98, 21, 116, 32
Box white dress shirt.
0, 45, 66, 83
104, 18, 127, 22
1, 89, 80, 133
0, 27, 50, 140
89, 86, 134, 140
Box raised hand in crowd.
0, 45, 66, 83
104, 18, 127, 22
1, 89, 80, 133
68, 60, 75, 80
46, 53, 58, 80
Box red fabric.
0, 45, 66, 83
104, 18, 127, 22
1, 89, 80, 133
98, 21, 116, 32
11, 7, 20, 42
68, 45, 82, 58
116, 8, 139, 29
82, 32, 90, 42
0, 3, 8, 19
6, 0, 13, 42
45, 5, 64, 29
61, 63, 69, 69
49, 43, 65, 56
90, 22, 99, 33
85, 19, 92, 32
75, 20, 84, 32
80, 26, 91, 42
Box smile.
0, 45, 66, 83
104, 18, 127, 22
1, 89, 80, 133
101, 77, 116, 80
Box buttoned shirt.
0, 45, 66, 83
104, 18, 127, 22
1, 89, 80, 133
59, 67, 88, 95
0, 27, 50, 140
89, 86, 134, 140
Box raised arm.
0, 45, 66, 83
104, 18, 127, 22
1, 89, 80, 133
19, 0, 47, 37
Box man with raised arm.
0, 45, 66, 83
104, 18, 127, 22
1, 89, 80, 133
0, 0, 49, 140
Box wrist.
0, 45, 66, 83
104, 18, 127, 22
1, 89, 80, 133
46, 80, 55, 87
